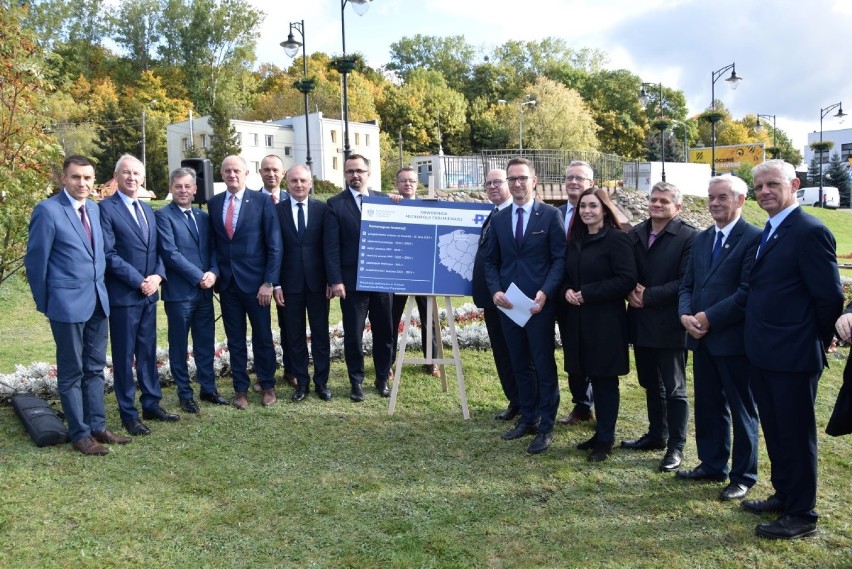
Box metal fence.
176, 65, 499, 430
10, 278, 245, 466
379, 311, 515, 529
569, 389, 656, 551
479, 149, 625, 185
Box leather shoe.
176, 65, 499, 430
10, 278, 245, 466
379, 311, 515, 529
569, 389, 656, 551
502, 422, 538, 441
588, 440, 614, 462
677, 464, 727, 482
232, 392, 248, 410
659, 449, 683, 472
72, 436, 109, 455
200, 391, 230, 405
494, 406, 519, 421
720, 482, 750, 501
142, 406, 180, 422
179, 398, 200, 414
123, 419, 151, 436
261, 387, 277, 407
285, 373, 298, 387
527, 432, 553, 454
292, 387, 308, 402
576, 434, 598, 451
350, 384, 364, 402
755, 515, 817, 540
423, 364, 441, 377
742, 495, 784, 515
92, 429, 131, 445
557, 409, 594, 425
316, 387, 332, 401
252, 381, 262, 393
621, 433, 666, 451
375, 380, 391, 398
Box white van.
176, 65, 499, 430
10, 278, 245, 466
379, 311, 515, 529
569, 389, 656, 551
796, 186, 839, 209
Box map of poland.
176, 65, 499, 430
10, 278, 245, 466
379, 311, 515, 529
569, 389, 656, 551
437, 230, 480, 281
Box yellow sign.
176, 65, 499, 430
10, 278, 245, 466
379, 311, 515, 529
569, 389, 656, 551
689, 144, 765, 173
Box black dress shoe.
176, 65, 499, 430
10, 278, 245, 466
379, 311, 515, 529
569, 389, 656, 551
375, 380, 391, 398
316, 387, 332, 401
179, 398, 200, 414
576, 434, 598, 450
501, 422, 538, 441
719, 482, 750, 501
350, 384, 365, 402
621, 433, 667, 450
292, 387, 308, 402
676, 464, 727, 482
200, 391, 230, 405
494, 406, 519, 421
659, 449, 683, 472
123, 419, 151, 436
588, 440, 614, 462
742, 495, 784, 515
142, 406, 180, 422
755, 515, 817, 540
527, 432, 553, 454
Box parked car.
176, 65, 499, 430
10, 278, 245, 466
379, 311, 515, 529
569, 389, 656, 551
796, 186, 839, 209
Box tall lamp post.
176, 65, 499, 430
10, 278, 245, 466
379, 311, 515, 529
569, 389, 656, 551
818, 102, 847, 205
709, 63, 742, 176
670, 119, 689, 163
497, 98, 536, 152
640, 82, 667, 182
333, 0, 372, 162
281, 20, 315, 171
398, 122, 412, 169
754, 113, 776, 158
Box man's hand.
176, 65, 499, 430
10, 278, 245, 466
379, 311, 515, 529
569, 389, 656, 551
836, 313, 852, 342
199, 271, 217, 289
331, 283, 346, 300
680, 314, 707, 340
140, 274, 162, 297
627, 283, 645, 308
389, 194, 403, 203
530, 291, 547, 314
257, 283, 273, 306
273, 288, 285, 307
493, 291, 512, 309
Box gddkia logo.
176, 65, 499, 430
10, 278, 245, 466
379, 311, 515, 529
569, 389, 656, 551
366, 208, 375, 217
472, 214, 486, 225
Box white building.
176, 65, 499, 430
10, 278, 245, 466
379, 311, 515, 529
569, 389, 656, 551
166, 112, 382, 191
804, 127, 852, 168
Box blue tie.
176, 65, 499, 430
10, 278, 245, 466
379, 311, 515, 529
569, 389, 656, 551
757, 221, 772, 257
515, 207, 524, 247
297, 202, 306, 240
711, 230, 723, 263
184, 210, 199, 242
134, 200, 149, 241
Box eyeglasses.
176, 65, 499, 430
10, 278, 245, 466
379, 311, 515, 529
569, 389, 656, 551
565, 175, 591, 182
397, 179, 417, 184
485, 179, 505, 186
506, 176, 530, 184
345, 169, 368, 175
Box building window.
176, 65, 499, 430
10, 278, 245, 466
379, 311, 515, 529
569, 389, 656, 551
251, 133, 258, 147
250, 161, 259, 173
182, 137, 189, 150
365, 134, 370, 147
841, 143, 852, 163
200, 134, 207, 149
265, 134, 273, 147
330, 130, 337, 143
284, 146, 292, 157
333, 157, 338, 170
355, 133, 360, 145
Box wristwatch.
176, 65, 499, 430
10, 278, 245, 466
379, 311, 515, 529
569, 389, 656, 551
263, 282, 273, 288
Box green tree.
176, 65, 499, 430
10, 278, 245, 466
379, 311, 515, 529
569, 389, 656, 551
826, 152, 851, 207
386, 35, 475, 92
808, 157, 822, 186
206, 101, 241, 181
645, 128, 685, 163
110, 0, 162, 72
733, 163, 754, 200
512, 77, 598, 151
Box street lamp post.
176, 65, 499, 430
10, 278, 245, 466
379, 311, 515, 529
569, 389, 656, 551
281, 20, 315, 171
398, 123, 411, 169
334, 0, 372, 163
754, 113, 776, 158
497, 98, 536, 152
819, 102, 847, 205
670, 120, 689, 163
640, 82, 667, 182
710, 63, 742, 176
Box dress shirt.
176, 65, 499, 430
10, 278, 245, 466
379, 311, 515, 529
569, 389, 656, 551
512, 200, 533, 238
349, 187, 367, 211
115, 190, 146, 226
222, 189, 245, 228
290, 199, 308, 228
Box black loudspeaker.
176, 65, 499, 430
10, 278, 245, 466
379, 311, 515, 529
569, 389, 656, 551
181, 158, 214, 204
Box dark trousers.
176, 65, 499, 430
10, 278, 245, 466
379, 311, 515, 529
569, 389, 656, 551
109, 302, 163, 422
634, 347, 689, 451
500, 310, 559, 433
165, 296, 218, 400
751, 367, 820, 523
693, 346, 758, 487
274, 304, 293, 375
557, 309, 593, 413
484, 306, 517, 408
340, 290, 393, 385
50, 303, 108, 441
392, 294, 440, 362
219, 285, 277, 393
284, 290, 330, 389
590, 376, 619, 443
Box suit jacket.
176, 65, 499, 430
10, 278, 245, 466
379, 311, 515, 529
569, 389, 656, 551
472, 206, 498, 308
99, 192, 165, 307
744, 207, 843, 373
324, 188, 386, 290
208, 188, 282, 293
678, 217, 760, 356
628, 216, 698, 348
25, 192, 110, 323
483, 199, 566, 304
155, 202, 218, 302
277, 196, 329, 294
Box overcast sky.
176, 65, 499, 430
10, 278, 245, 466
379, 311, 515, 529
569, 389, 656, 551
249, 0, 852, 158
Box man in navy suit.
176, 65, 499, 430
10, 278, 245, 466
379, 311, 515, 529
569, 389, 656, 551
471, 169, 516, 420
25, 155, 130, 454
325, 154, 395, 402
677, 174, 760, 501
100, 154, 178, 436
273, 164, 332, 402
484, 157, 566, 454
742, 159, 843, 540
156, 167, 230, 414
208, 155, 282, 409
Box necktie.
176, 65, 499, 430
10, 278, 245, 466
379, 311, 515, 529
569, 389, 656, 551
79, 206, 93, 249
184, 209, 199, 242
225, 195, 236, 239
566, 206, 574, 243
297, 202, 306, 239
133, 200, 149, 241
272, 193, 278, 205
757, 220, 772, 257
357, 193, 363, 211
480, 207, 497, 244
648, 231, 657, 248
711, 230, 723, 263
515, 207, 524, 247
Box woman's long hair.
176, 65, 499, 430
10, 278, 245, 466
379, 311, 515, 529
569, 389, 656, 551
568, 187, 623, 242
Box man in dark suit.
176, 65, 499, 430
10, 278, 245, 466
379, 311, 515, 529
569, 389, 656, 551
325, 154, 395, 402
625, 181, 697, 472
471, 168, 517, 420
156, 167, 230, 413
556, 160, 595, 426
24, 155, 131, 454
742, 159, 843, 540
484, 157, 566, 454
208, 155, 283, 409
273, 164, 332, 402
101, 154, 178, 435
677, 174, 760, 501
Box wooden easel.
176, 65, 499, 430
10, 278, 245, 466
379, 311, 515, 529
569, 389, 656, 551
388, 294, 470, 419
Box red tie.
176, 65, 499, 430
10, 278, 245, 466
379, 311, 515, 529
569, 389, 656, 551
272, 193, 278, 205
79, 206, 93, 249
225, 195, 236, 239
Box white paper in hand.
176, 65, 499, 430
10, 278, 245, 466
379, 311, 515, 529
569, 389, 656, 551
498, 282, 535, 327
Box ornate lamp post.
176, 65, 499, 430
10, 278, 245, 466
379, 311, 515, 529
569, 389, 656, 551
709, 63, 742, 176
640, 82, 667, 182
818, 102, 846, 205
281, 20, 315, 170
333, 0, 372, 162
754, 113, 776, 158
497, 97, 536, 152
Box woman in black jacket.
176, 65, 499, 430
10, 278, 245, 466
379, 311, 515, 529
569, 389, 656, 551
562, 188, 637, 461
